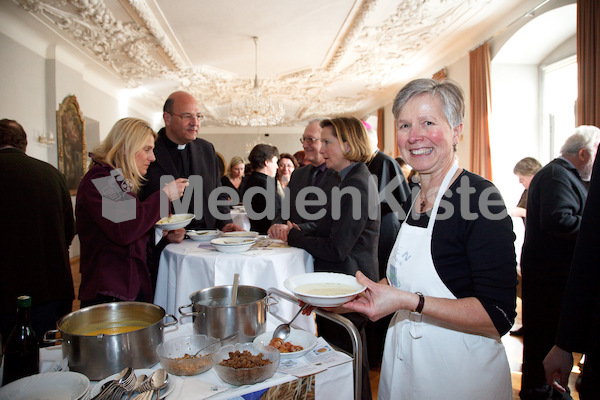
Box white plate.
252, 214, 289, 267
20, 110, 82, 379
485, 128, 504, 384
253, 329, 318, 359
187, 229, 219, 242
220, 231, 258, 238
210, 237, 256, 253
283, 272, 366, 307
155, 213, 195, 230
0, 372, 90, 400
90, 369, 174, 399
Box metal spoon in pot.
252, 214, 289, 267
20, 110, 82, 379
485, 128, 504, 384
231, 273, 239, 306
272, 304, 309, 341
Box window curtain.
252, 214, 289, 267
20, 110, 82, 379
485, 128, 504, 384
577, 0, 600, 126
469, 42, 493, 181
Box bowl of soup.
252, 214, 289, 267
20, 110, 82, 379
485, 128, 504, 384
283, 272, 366, 307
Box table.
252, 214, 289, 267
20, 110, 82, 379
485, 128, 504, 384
37, 320, 355, 400
154, 238, 316, 333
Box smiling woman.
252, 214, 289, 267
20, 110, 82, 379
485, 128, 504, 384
75, 118, 189, 308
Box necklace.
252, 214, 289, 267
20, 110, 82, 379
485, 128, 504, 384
420, 198, 427, 213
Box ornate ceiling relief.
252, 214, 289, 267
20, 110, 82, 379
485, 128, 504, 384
13, 0, 493, 126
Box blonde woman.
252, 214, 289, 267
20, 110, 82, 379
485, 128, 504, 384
76, 118, 188, 308
220, 155, 246, 201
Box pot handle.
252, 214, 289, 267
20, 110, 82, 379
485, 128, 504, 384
178, 303, 199, 317
265, 294, 279, 312
164, 313, 178, 327
43, 329, 63, 344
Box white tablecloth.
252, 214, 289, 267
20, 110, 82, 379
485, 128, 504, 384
154, 239, 316, 333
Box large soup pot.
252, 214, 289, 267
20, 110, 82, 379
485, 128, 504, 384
179, 285, 274, 342
43, 302, 177, 380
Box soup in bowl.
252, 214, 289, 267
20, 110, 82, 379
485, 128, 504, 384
284, 272, 366, 307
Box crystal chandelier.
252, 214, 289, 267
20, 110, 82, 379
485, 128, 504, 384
229, 37, 285, 127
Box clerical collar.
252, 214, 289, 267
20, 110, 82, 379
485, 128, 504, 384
177, 144, 187, 150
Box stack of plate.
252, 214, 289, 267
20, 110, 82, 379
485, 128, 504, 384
0, 372, 90, 400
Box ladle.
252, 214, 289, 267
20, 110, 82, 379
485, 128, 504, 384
272, 304, 309, 341
231, 273, 239, 306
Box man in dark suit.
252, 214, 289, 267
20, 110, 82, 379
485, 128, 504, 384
140, 91, 242, 233
0, 119, 75, 347
520, 125, 600, 400
544, 142, 600, 400
139, 92, 242, 284
269, 119, 339, 237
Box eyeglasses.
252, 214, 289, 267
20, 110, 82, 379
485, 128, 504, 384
300, 137, 320, 144
169, 112, 205, 122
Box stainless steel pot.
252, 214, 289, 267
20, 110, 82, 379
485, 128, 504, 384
43, 301, 177, 380
179, 285, 274, 342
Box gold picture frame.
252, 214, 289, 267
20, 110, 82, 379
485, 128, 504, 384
57, 95, 87, 195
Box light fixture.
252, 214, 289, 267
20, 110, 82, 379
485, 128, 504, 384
229, 37, 285, 127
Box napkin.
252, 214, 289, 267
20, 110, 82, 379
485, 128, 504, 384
174, 377, 228, 399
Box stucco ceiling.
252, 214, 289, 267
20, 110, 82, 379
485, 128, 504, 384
4, 0, 540, 126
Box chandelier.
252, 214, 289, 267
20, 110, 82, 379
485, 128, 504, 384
229, 37, 285, 127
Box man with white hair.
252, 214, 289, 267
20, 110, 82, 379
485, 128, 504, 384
520, 125, 600, 400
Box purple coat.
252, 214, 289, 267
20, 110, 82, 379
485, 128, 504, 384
75, 161, 167, 302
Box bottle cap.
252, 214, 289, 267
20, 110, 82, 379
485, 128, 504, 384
17, 295, 32, 308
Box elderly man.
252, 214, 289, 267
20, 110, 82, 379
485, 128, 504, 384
268, 119, 339, 238
140, 92, 242, 284
520, 125, 600, 400
140, 91, 241, 233
0, 119, 75, 347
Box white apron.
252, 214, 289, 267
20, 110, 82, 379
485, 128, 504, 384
378, 163, 512, 400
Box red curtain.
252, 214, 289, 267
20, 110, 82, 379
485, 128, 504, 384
469, 43, 493, 181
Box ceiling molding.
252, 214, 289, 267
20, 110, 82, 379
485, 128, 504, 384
11, 0, 518, 127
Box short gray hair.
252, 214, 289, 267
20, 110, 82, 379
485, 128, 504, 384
392, 79, 465, 129
560, 125, 600, 156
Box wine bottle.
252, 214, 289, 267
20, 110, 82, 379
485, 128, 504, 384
2, 295, 39, 385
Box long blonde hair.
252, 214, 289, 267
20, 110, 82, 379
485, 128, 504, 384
90, 118, 157, 194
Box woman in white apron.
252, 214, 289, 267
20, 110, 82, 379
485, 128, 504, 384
345, 79, 517, 399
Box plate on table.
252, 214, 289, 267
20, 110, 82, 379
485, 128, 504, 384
211, 237, 256, 253
0, 372, 90, 400
187, 229, 219, 242
220, 230, 258, 238
284, 272, 366, 307
90, 368, 175, 399
155, 213, 195, 230
253, 329, 318, 359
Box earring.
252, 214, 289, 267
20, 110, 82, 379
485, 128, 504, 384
346, 150, 350, 155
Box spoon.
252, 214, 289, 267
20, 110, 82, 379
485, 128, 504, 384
125, 374, 147, 400
272, 304, 309, 341
192, 331, 239, 357
231, 273, 239, 306
148, 369, 169, 400
91, 367, 133, 400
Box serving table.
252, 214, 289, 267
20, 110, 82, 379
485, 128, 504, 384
154, 238, 316, 333
38, 318, 354, 399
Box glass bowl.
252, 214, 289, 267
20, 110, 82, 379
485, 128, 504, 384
212, 343, 279, 385
156, 334, 220, 376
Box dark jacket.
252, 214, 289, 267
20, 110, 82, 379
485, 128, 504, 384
220, 175, 246, 202
0, 148, 75, 314
521, 157, 588, 278
274, 163, 340, 228
242, 171, 281, 234
555, 151, 600, 398
76, 161, 166, 302
288, 162, 380, 281
367, 150, 410, 276
139, 128, 232, 229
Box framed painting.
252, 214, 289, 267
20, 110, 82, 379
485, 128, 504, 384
57, 95, 87, 195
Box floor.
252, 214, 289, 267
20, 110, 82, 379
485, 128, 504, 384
70, 261, 582, 399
